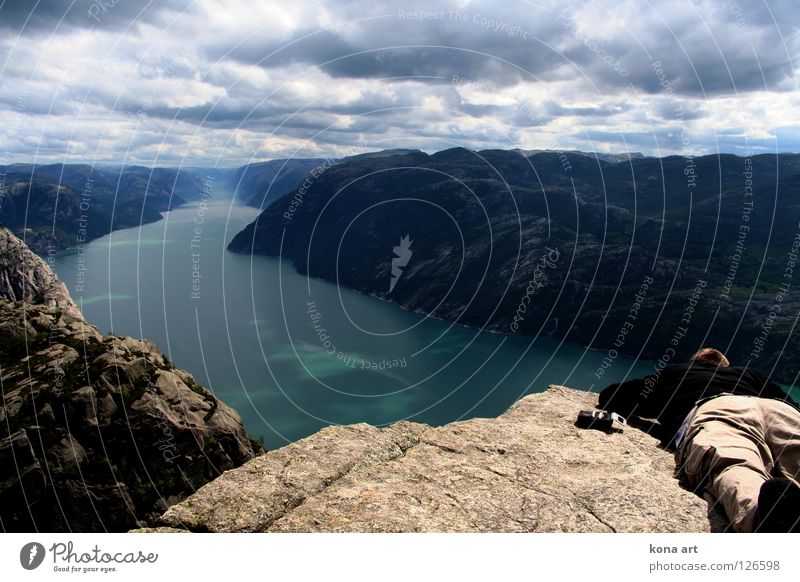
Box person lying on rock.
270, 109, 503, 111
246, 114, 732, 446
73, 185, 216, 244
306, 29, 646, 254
598, 347, 800, 533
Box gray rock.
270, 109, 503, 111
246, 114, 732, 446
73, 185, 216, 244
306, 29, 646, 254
0, 429, 47, 504
159, 386, 721, 533
47, 434, 88, 476
160, 422, 425, 532
0, 225, 82, 318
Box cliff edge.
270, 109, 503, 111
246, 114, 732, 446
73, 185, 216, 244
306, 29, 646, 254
0, 225, 81, 318
156, 386, 724, 533
0, 226, 258, 532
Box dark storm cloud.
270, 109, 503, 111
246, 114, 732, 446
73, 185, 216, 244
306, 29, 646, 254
543, 101, 632, 118
220, 28, 359, 72
649, 99, 709, 122
215, 30, 563, 89
458, 102, 507, 118
0, 0, 196, 33
587, 0, 799, 96
617, 43, 795, 97
201, 0, 799, 97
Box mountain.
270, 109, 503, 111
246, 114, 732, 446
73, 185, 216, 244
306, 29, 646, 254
229, 158, 326, 208
0, 164, 216, 255
0, 226, 259, 531
228, 148, 800, 384
148, 386, 721, 532
516, 149, 646, 164
230, 151, 423, 208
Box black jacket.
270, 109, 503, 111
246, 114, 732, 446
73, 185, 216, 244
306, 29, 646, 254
599, 363, 799, 446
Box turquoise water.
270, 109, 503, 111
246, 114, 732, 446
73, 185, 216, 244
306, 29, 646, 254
52, 201, 654, 447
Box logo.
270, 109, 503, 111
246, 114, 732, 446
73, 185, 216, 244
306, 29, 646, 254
20, 542, 46, 570
389, 234, 413, 293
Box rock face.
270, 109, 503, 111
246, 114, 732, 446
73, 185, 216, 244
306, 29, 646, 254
158, 386, 722, 533
0, 227, 259, 532
232, 158, 326, 207
0, 226, 81, 318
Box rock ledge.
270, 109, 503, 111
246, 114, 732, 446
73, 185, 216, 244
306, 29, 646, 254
155, 386, 721, 533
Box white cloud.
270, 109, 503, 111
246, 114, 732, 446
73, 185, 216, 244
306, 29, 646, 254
0, 0, 797, 166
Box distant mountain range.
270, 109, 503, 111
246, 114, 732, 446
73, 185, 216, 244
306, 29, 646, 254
0, 164, 215, 254
228, 148, 800, 384
0, 151, 422, 254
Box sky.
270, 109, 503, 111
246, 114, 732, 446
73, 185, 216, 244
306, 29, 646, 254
0, 0, 798, 167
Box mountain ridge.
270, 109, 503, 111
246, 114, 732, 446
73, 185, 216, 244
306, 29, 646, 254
227, 148, 800, 385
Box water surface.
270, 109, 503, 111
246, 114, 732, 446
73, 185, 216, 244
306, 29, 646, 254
53, 201, 654, 447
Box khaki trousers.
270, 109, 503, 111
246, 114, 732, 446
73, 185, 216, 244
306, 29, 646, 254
676, 395, 800, 532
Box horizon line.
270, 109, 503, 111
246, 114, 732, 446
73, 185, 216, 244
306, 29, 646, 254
2, 147, 800, 171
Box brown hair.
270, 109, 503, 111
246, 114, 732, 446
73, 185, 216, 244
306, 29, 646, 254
690, 348, 730, 367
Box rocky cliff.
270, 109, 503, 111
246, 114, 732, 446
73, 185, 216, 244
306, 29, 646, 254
0, 226, 258, 532
153, 386, 724, 533
0, 226, 82, 318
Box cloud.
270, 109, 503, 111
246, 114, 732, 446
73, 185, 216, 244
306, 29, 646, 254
0, 0, 196, 34
0, 0, 797, 166
202, 0, 799, 96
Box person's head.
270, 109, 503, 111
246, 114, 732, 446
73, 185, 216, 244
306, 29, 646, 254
690, 347, 730, 367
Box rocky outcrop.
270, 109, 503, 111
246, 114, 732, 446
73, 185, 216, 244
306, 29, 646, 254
0, 227, 259, 532
0, 225, 81, 318
156, 386, 723, 533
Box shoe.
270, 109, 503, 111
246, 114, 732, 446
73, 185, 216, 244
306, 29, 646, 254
755, 478, 800, 532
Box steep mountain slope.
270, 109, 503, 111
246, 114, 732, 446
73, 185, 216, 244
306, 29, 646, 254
228, 149, 800, 383
0, 164, 215, 255
231, 151, 423, 208
230, 158, 327, 208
